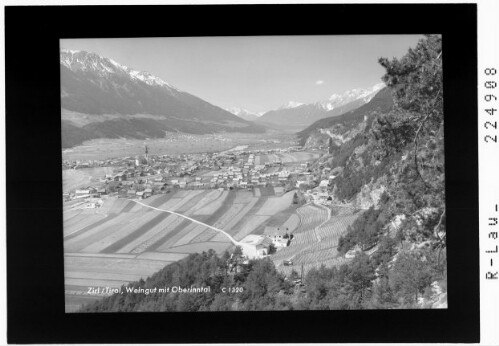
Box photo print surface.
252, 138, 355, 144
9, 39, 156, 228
61, 35, 446, 312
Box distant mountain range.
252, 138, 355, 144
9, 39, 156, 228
60, 49, 388, 149
60, 50, 264, 148
297, 87, 394, 146
225, 107, 262, 122
254, 83, 385, 132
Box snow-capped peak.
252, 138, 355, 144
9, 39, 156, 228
279, 101, 304, 110
226, 107, 251, 116
61, 49, 80, 54
226, 107, 263, 118
318, 82, 385, 110
60, 49, 179, 91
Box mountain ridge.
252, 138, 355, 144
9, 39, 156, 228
225, 107, 262, 122
255, 83, 384, 132
60, 50, 265, 148
297, 87, 393, 147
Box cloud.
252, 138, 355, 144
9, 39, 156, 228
315, 80, 324, 85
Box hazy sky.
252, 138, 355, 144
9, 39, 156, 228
61, 35, 422, 113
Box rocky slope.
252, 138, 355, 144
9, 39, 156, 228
299, 35, 446, 309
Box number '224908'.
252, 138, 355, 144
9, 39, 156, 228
484, 68, 497, 143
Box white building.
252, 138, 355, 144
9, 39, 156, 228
75, 189, 90, 196
319, 180, 329, 189
239, 235, 272, 259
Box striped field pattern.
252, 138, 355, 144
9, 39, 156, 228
64, 189, 296, 311
315, 214, 359, 245
295, 204, 329, 233
271, 204, 360, 274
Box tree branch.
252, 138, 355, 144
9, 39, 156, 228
413, 114, 431, 188
433, 209, 446, 245
413, 88, 442, 188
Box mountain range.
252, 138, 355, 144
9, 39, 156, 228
225, 107, 262, 122
297, 87, 393, 146
254, 83, 385, 132
60, 50, 264, 148
60, 49, 387, 149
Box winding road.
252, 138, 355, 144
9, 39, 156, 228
130, 199, 241, 246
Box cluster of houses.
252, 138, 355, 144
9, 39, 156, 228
208, 163, 288, 189
63, 146, 317, 203
297, 165, 345, 206
64, 145, 346, 215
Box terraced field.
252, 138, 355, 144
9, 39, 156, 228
63, 189, 295, 312
295, 204, 329, 233
315, 214, 359, 244
270, 204, 360, 276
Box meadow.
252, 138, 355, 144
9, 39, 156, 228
62, 167, 114, 192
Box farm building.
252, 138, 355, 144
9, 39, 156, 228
317, 192, 329, 201
74, 189, 90, 197
319, 180, 329, 189
278, 171, 290, 181
270, 234, 289, 248
345, 245, 362, 259
264, 227, 290, 248
239, 235, 272, 259
114, 173, 126, 181
153, 182, 166, 190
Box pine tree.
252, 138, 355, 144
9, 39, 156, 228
390, 251, 434, 305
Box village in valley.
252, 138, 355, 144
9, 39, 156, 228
63, 142, 344, 249
63, 138, 366, 311
62, 35, 447, 312
63, 144, 340, 207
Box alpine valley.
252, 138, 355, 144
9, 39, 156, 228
60, 50, 265, 149
63, 35, 447, 312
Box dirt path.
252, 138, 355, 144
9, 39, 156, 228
131, 199, 241, 246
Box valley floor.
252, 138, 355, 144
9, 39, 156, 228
63, 143, 355, 312
62, 132, 298, 161
63, 157, 355, 312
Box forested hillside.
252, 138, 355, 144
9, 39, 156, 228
303, 34, 447, 306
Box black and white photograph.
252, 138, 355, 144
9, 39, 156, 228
61, 35, 447, 313
6, 3, 486, 343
